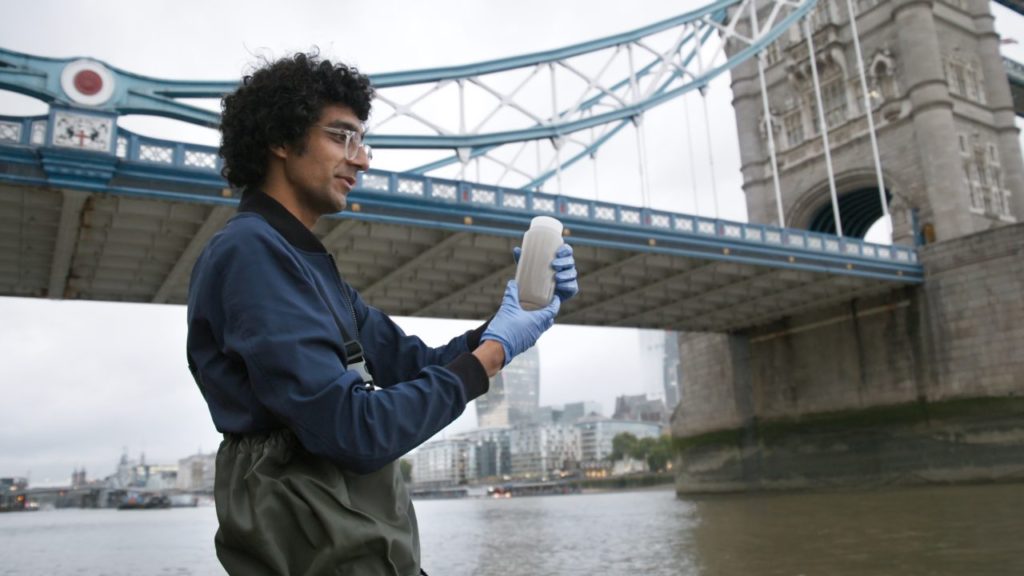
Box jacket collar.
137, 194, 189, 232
238, 190, 327, 254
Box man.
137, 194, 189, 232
186, 52, 578, 576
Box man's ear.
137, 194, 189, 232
270, 144, 288, 160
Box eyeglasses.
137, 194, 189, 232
318, 125, 373, 161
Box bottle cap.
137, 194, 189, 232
530, 216, 563, 233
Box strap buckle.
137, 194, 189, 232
343, 339, 377, 390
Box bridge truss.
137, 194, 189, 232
0, 0, 932, 333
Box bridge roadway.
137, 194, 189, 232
0, 115, 920, 333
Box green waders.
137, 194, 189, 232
213, 430, 421, 576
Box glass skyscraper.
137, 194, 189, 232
475, 346, 540, 428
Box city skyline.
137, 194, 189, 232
0, 295, 678, 486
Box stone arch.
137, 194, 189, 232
787, 169, 903, 239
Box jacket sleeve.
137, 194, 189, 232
343, 285, 490, 388
215, 232, 489, 474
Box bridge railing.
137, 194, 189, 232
357, 168, 918, 266
0, 112, 916, 268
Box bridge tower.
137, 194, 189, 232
731, 0, 1022, 243
672, 0, 1024, 493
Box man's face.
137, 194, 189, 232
281, 104, 370, 220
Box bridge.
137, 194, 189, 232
2, 0, 1023, 493
0, 0, 935, 335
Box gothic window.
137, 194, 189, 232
819, 77, 848, 130
960, 133, 1012, 217
784, 111, 805, 148
855, 0, 879, 14
945, 58, 986, 104
810, 1, 834, 30
960, 133, 984, 211
871, 56, 898, 101
765, 40, 781, 66
948, 61, 967, 96
964, 67, 978, 100
849, 80, 866, 116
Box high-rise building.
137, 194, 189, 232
575, 418, 663, 463
663, 331, 680, 410
637, 330, 681, 410
509, 424, 581, 479
457, 427, 512, 481
613, 394, 668, 424
562, 401, 604, 424
177, 452, 215, 492
475, 346, 540, 428
728, 0, 1022, 242
409, 438, 472, 488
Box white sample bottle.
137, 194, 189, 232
515, 216, 564, 310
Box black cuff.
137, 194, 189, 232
465, 318, 492, 350
445, 353, 490, 402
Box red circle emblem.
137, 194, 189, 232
73, 70, 104, 96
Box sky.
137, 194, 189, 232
2, 1, 1023, 485
0, 0, 708, 486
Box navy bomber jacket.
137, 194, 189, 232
186, 190, 490, 473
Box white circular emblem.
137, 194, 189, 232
60, 59, 116, 106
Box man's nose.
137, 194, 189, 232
349, 147, 370, 171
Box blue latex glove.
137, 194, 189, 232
481, 279, 561, 366
512, 243, 579, 302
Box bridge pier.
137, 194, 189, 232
671, 223, 1024, 493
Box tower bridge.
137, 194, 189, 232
1, 0, 1022, 492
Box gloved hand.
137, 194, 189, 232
512, 243, 579, 302
481, 279, 561, 366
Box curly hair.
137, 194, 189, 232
219, 51, 375, 190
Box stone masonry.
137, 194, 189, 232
728, 0, 1023, 242
672, 0, 1024, 491
671, 222, 1024, 492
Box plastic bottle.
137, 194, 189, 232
515, 216, 564, 310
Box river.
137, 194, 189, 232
1, 483, 1021, 575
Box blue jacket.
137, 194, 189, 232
186, 191, 489, 473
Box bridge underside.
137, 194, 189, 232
995, 0, 1024, 16
0, 179, 912, 333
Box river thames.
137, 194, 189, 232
1, 483, 1022, 575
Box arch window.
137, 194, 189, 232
960, 133, 1012, 218
945, 58, 986, 104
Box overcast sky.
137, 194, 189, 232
2, 1, 1023, 485
0, 0, 710, 486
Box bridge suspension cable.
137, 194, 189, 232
846, 0, 890, 241
0, 0, 822, 213
750, 1, 785, 228
804, 15, 844, 238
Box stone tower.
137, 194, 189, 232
671, 0, 1024, 494
730, 0, 1023, 243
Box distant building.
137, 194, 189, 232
410, 438, 473, 488
613, 394, 668, 424
106, 450, 179, 491
562, 401, 603, 424
476, 347, 540, 428
177, 452, 215, 492
575, 418, 662, 463
638, 330, 681, 411
456, 427, 511, 481
144, 464, 178, 491
0, 477, 27, 491
509, 424, 581, 480
663, 331, 680, 410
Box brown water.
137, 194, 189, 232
0, 483, 1021, 575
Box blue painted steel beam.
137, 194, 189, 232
0, 0, 815, 146
994, 0, 1024, 16
409, 25, 716, 181
0, 121, 922, 284
1004, 56, 1024, 117
369, 0, 739, 86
